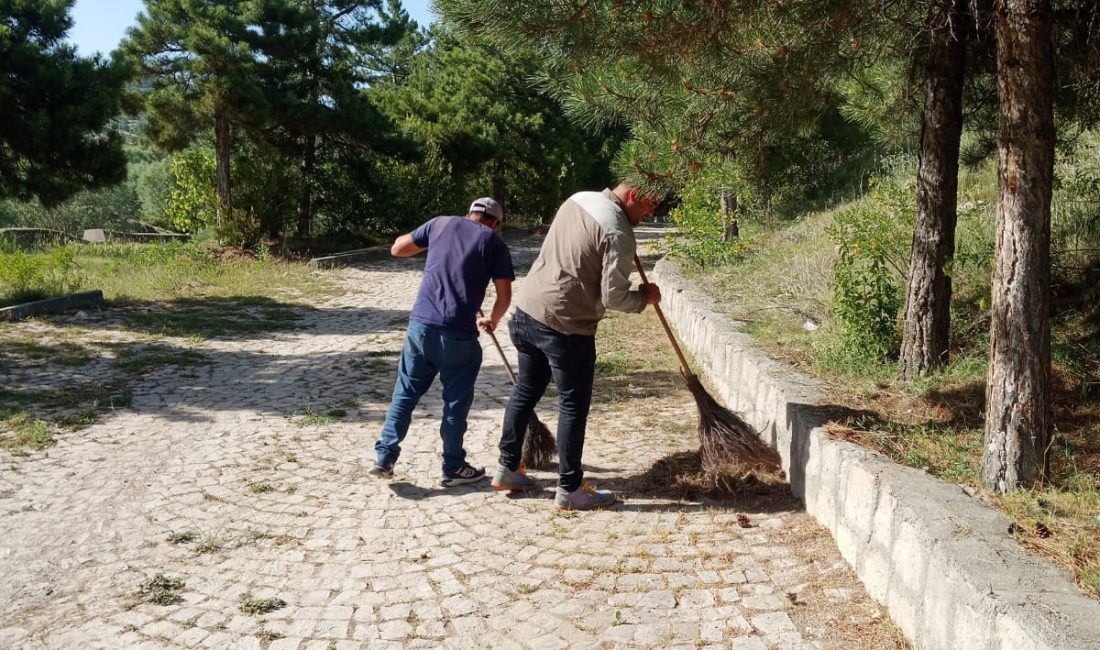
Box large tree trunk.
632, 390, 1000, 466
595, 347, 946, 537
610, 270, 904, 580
982, 0, 1055, 493
898, 0, 969, 381
296, 134, 317, 240
214, 108, 232, 225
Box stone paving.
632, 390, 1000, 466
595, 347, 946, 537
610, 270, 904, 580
0, 229, 905, 649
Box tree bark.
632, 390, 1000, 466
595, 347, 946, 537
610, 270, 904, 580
214, 108, 232, 226
492, 159, 505, 209
898, 0, 969, 381
982, 0, 1055, 492
720, 188, 739, 241
296, 134, 317, 240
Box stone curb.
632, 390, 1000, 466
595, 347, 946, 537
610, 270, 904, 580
650, 257, 1100, 650
308, 245, 391, 269
0, 290, 104, 322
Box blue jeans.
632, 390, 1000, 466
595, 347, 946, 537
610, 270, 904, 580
498, 309, 596, 492
375, 320, 483, 475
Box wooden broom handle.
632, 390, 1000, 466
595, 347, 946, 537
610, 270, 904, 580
478, 309, 517, 384
634, 254, 695, 379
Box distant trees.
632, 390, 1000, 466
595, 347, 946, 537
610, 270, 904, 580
250, 0, 417, 238
0, 0, 130, 206
372, 28, 621, 222
123, 0, 421, 242
120, 1, 614, 241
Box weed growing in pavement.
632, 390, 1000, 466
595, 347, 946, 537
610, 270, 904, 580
141, 574, 185, 605
297, 408, 339, 427
239, 593, 286, 615
167, 530, 198, 545
192, 532, 223, 555
257, 625, 284, 641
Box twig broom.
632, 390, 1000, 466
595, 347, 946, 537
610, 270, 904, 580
633, 255, 781, 474
479, 310, 556, 468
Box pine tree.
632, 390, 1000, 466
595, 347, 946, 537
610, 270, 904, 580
0, 0, 130, 206
372, 27, 621, 220
123, 0, 269, 224
982, 0, 1056, 492
897, 1, 973, 380
250, 0, 416, 238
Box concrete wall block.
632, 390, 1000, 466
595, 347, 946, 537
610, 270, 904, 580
859, 542, 893, 603
870, 483, 897, 551
890, 519, 930, 594
810, 441, 841, 531
841, 460, 879, 544
994, 613, 1048, 650
886, 582, 922, 642
954, 601, 996, 650
920, 543, 960, 650
799, 432, 824, 508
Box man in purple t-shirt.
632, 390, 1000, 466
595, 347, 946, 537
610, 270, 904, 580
368, 198, 515, 487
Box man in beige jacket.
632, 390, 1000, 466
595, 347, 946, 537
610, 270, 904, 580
490, 183, 661, 509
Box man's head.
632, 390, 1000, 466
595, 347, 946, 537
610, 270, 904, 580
611, 183, 659, 226
468, 197, 504, 231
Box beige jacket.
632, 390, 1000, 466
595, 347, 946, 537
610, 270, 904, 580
515, 189, 647, 335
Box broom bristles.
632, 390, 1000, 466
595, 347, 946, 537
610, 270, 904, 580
684, 372, 782, 473
521, 412, 556, 469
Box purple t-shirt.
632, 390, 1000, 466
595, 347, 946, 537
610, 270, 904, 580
409, 216, 515, 335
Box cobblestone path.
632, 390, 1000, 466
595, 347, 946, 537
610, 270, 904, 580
0, 230, 904, 649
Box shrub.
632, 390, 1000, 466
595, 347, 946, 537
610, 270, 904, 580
824, 176, 913, 364
663, 158, 749, 267
0, 244, 82, 306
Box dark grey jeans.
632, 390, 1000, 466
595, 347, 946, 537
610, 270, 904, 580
498, 308, 596, 492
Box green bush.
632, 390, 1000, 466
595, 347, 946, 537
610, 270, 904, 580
133, 157, 173, 226
824, 176, 913, 364
164, 139, 298, 247
663, 159, 749, 267
0, 244, 82, 306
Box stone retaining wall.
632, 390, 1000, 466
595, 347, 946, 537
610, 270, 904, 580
0, 290, 103, 322
308, 245, 392, 269
650, 257, 1100, 650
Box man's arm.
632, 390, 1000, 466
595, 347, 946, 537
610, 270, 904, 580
391, 233, 426, 257
478, 279, 513, 333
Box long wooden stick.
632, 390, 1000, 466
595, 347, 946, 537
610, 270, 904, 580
478, 309, 517, 383
633, 254, 696, 380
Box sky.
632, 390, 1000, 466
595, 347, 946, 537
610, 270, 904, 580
67, 0, 438, 56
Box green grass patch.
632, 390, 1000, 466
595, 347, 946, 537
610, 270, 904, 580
592, 311, 683, 403
2, 241, 333, 338
114, 344, 210, 372
140, 574, 185, 606
296, 408, 341, 427
0, 416, 55, 453
0, 338, 96, 369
